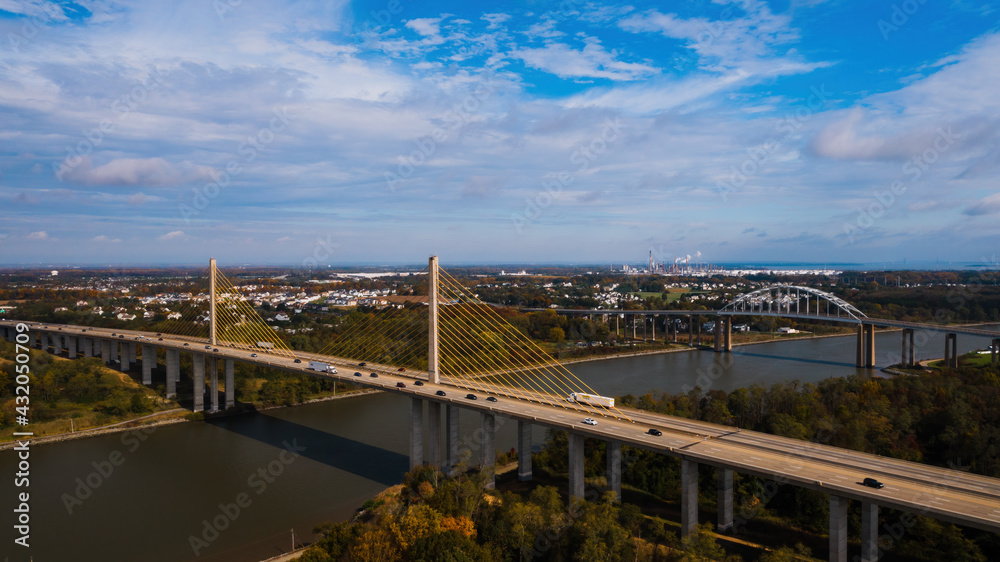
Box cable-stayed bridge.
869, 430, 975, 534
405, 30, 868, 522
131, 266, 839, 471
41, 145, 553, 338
3, 258, 1000, 562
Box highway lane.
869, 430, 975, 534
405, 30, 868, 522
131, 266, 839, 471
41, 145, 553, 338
6, 320, 1000, 533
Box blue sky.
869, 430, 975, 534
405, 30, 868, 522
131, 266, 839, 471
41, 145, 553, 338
1, 0, 999, 266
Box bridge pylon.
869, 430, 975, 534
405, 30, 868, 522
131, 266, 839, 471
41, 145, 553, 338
428, 255, 440, 384
209, 257, 217, 346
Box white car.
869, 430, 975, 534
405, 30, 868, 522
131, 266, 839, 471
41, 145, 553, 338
251, 353, 258, 358
582, 418, 597, 426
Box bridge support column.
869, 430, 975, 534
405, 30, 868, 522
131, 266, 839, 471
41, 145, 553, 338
680, 459, 699, 537
517, 421, 532, 481
209, 356, 219, 412
445, 404, 459, 476
427, 401, 441, 468
192, 353, 205, 412
993, 338, 999, 365
631, 314, 636, 340
224, 359, 234, 409
717, 468, 734, 532
856, 325, 864, 367
606, 441, 621, 500
480, 412, 495, 489
67, 336, 77, 358
901, 329, 914, 367
714, 316, 723, 352
829, 494, 848, 562
409, 397, 423, 470
83, 338, 93, 358
651, 315, 655, 342
860, 501, 878, 562
141, 345, 154, 385
696, 315, 702, 346
101, 340, 111, 365
687, 315, 693, 346
31, 331, 38, 349
945, 333, 958, 368
865, 324, 875, 367
118, 342, 129, 372
672, 319, 677, 343
724, 317, 732, 352
166, 349, 179, 398
568, 433, 585, 503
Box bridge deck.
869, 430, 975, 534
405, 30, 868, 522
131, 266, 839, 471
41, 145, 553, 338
6, 320, 1000, 533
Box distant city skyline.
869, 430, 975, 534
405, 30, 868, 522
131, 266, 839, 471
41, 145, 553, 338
2, 1, 999, 266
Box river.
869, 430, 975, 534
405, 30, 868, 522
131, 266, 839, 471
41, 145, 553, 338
3, 326, 996, 561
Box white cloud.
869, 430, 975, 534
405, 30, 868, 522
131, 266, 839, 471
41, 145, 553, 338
157, 230, 185, 241
512, 38, 658, 81
964, 193, 1000, 216
406, 17, 443, 37
0, 0, 68, 21
26, 230, 48, 240
92, 234, 122, 243
62, 157, 217, 187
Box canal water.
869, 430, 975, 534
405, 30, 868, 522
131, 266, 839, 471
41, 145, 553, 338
3, 326, 996, 561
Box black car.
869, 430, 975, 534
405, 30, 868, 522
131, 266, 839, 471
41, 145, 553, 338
414, 381, 424, 386
647, 428, 662, 436
486, 397, 498, 402
158, 338, 163, 341
213, 348, 219, 352
111, 333, 116, 336
862, 478, 884, 489
396, 382, 406, 388
119, 335, 124, 338
156, 333, 162, 336
183, 343, 189, 346
370, 373, 378, 378
359, 362, 367, 367
435, 390, 446, 396
293, 359, 302, 363
205, 345, 212, 349
81, 329, 87, 332
354, 372, 362, 377
465, 394, 477, 400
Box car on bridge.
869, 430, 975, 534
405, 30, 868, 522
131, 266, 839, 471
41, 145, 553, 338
354, 372, 362, 377
398, 367, 406, 372
359, 362, 367, 367
396, 382, 406, 388
370, 373, 378, 378
647, 428, 662, 436
582, 418, 597, 426
486, 397, 498, 403
414, 381, 424, 386
294, 359, 302, 363
205, 345, 212, 349
251, 353, 258, 358
465, 394, 477, 400
436, 390, 446, 396
862, 478, 884, 489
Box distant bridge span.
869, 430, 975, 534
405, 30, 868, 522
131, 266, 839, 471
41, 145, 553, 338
531, 284, 1000, 367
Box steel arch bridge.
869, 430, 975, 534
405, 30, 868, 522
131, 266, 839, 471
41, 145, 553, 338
719, 284, 868, 321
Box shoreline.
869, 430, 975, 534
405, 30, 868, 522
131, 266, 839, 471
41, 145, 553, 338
0, 389, 383, 450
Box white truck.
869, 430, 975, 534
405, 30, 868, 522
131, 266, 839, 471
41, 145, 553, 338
307, 361, 337, 374
567, 392, 614, 408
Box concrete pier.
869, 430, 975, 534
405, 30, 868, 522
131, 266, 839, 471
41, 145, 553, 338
480, 412, 495, 489
209, 356, 219, 412
680, 459, 699, 537
606, 441, 621, 500
409, 397, 423, 470
517, 420, 532, 482
945, 333, 958, 367
992, 338, 999, 365
901, 328, 915, 367
568, 433, 585, 502
427, 401, 441, 467
445, 404, 459, 476
141, 345, 154, 385
193, 353, 205, 412
718, 468, 734, 532
83, 338, 93, 358
860, 501, 879, 562
67, 336, 77, 358
224, 359, 234, 409
166, 349, 179, 398
829, 495, 848, 562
